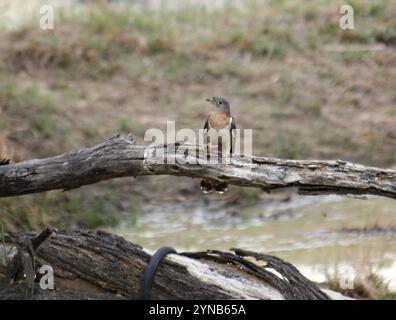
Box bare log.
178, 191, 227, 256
1, 136, 396, 199
0, 230, 347, 300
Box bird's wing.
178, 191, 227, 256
203, 116, 210, 154
230, 116, 237, 154
203, 117, 209, 131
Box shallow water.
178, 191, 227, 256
110, 195, 396, 292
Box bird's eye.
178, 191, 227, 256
219, 101, 223, 105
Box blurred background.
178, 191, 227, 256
1, 0, 396, 298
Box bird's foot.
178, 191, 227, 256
214, 181, 228, 194
200, 179, 214, 194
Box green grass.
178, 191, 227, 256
116, 118, 146, 137
0, 76, 70, 139
0, 190, 123, 231
116, 118, 133, 134
0, 77, 54, 112
67, 193, 119, 229
346, 0, 389, 17
339, 51, 370, 63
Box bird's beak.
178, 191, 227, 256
205, 97, 213, 103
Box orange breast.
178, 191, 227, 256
208, 112, 230, 130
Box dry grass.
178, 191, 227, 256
324, 264, 396, 299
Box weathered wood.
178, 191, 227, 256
1, 136, 396, 199
0, 283, 125, 300
0, 230, 347, 300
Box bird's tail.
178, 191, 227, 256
200, 179, 228, 194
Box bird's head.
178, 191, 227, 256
205, 96, 230, 114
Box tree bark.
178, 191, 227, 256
0, 136, 396, 199
0, 229, 347, 300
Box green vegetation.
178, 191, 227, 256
0, 189, 128, 231
3, 0, 394, 77
0, 77, 54, 112
116, 117, 145, 136
116, 117, 132, 133
0, 76, 72, 154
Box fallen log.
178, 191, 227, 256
1, 136, 396, 199
0, 229, 347, 300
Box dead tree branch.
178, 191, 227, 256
0, 136, 396, 199
0, 230, 346, 300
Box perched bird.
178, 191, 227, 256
200, 96, 236, 194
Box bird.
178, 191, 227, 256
200, 96, 236, 194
